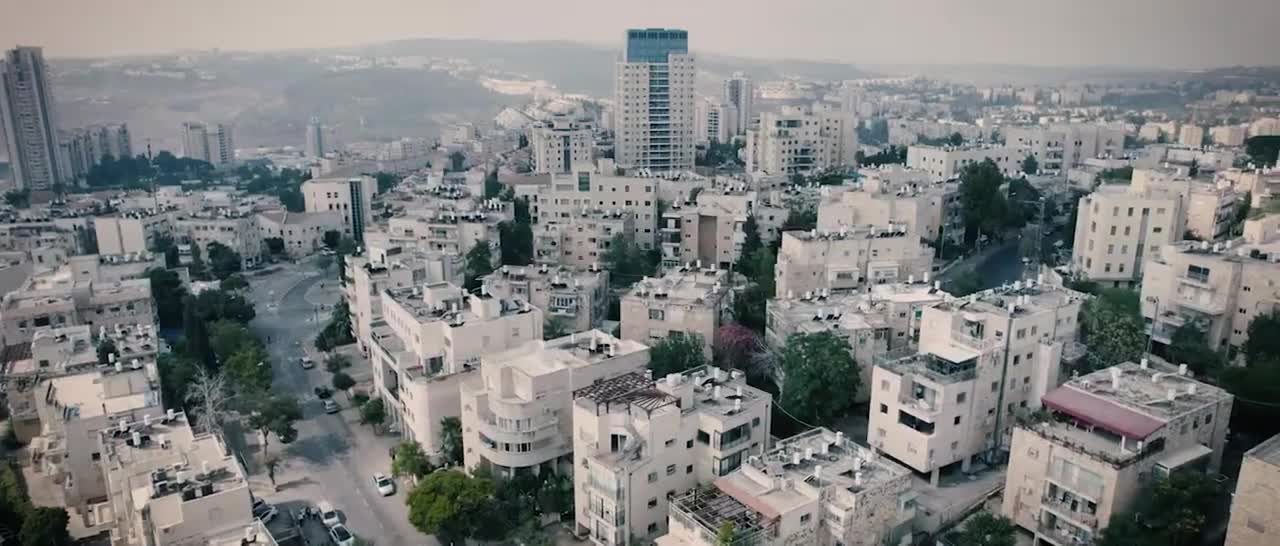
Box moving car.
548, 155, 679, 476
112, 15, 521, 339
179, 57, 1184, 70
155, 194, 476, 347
319, 501, 340, 527
373, 472, 395, 496
323, 399, 340, 414
328, 524, 355, 546
251, 501, 278, 523
300, 356, 315, 369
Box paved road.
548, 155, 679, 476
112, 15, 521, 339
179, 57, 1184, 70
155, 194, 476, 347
971, 242, 1025, 290
245, 263, 434, 546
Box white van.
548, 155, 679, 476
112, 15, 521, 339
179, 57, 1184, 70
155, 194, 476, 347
319, 501, 340, 528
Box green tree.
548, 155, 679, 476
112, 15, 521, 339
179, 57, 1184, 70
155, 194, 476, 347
959, 159, 1012, 243
224, 345, 272, 393
392, 441, 433, 480
360, 398, 387, 429
97, 339, 118, 365
948, 270, 984, 296
602, 233, 656, 288
716, 522, 737, 546
499, 221, 534, 266
219, 273, 248, 291
543, 317, 570, 340
447, 151, 466, 172
4, 190, 30, 208
0, 463, 31, 528
406, 470, 496, 546
323, 230, 342, 250
247, 394, 302, 456
1244, 135, 1280, 167
182, 297, 215, 369
157, 354, 200, 413
1218, 354, 1280, 435
953, 511, 1016, 546
484, 169, 502, 199
149, 268, 187, 329
325, 353, 352, 373
315, 299, 355, 351
736, 215, 763, 274
1167, 322, 1221, 376
464, 243, 494, 291
19, 506, 72, 546
375, 172, 400, 194
188, 243, 208, 280
209, 321, 259, 363
1142, 472, 1218, 546
440, 417, 464, 466
1021, 154, 1039, 175
190, 288, 256, 323
332, 372, 356, 392
648, 334, 708, 377
1081, 288, 1146, 372
1244, 311, 1280, 364
205, 242, 242, 280
779, 332, 859, 426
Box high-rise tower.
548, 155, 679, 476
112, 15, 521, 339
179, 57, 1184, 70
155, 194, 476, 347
614, 28, 696, 174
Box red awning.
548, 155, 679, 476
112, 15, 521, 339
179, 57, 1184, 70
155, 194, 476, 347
1042, 386, 1165, 439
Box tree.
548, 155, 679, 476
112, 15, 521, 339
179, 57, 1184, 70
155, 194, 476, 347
188, 243, 208, 280
205, 242, 242, 280
97, 339, 118, 366
3, 190, 30, 208
447, 151, 466, 172
210, 320, 259, 362
1021, 154, 1039, 175
325, 353, 352, 373
1167, 322, 1221, 376
778, 332, 859, 426
948, 132, 964, 146
948, 270, 984, 297
332, 372, 356, 392
360, 398, 387, 430
184, 368, 230, 435
182, 296, 215, 369
1219, 353, 1280, 435
375, 172, 400, 194
224, 344, 272, 393
952, 511, 1016, 546
406, 470, 496, 546
716, 522, 737, 546
484, 170, 502, 199
392, 441, 433, 480
19, 506, 71, 546
149, 268, 187, 329
1142, 472, 1218, 546
440, 417, 464, 466
1244, 311, 1280, 364
1081, 288, 1146, 372
737, 215, 763, 273
220, 273, 248, 291
190, 288, 256, 324
157, 354, 199, 413
265, 237, 286, 255
543, 317, 569, 340
464, 243, 494, 291
499, 221, 534, 266
648, 334, 708, 377
247, 395, 302, 456
959, 159, 1012, 243
315, 299, 355, 351
1244, 135, 1280, 167
323, 230, 342, 250
0, 463, 30, 530
602, 233, 656, 288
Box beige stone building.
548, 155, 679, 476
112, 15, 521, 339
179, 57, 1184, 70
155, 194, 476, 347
1005, 124, 1125, 172
386, 208, 503, 260
0, 264, 153, 347
574, 366, 772, 546
530, 118, 594, 174
621, 268, 731, 358
302, 175, 378, 241
1139, 214, 1280, 353
1225, 433, 1280, 546
1002, 358, 1233, 546
255, 210, 343, 258
459, 330, 649, 477
482, 264, 609, 333
906, 144, 1019, 180
173, 210, 263, 269
518, 170, 660, 249
817, 165, 962, 245
659, 186, 788, 270
659, 428, 916, 546
1071, 184, 1186, 288
95, 212, 171, 256
868, 279, 1088, 483
744, 105, 859, 175
532, 209, 634, 270
774, 227, 933, 299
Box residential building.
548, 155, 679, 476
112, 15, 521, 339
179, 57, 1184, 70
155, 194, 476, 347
460, 330, 650, 476
906, 145, 1019, 180
530, 118, 594, 174
1225, 433, 1280, 546
1002, 358, 1233, 545
1180, 125, 1206, 147
305, 115, 325, 158
0, 46, 68, 190
817, 165, 962, 245
774, 227, 933, 299
1210, 125, 1248, 147
345, 243, 460, 355
64, 123, 132, 180
1070, 184, 1186, 288
482, 264, 609, 333
532, 209, 635, 269
518, 170, 659, 248
868, 279, 1088, 484
370, 283, 543, 457
621, 268, 731, 358
660, 428, 916, 546
173, 210, 263, 269
99, 411, 256, 546
386, 208, 503, 261
573, 366, 772, 545
182, 122, 210, 162
182, 122, 235, 167
302, 176, 377, 242
0, 264, 153, 346
1005, 124, 1125, 172
723, 72, 754, 135
614, 28, 697, 173
255, 210, 343, 258
1139, 215, 1280, 354
659, 186, 788, 270
694, 98, 735, 145
744, 105, 858, 175
67, 253, 164, 283
0, 217, 89, 263
94, 212, 172, 256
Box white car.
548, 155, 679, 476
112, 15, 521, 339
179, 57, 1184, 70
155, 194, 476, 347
300, 356, 315, 369
328, 524, 355, 546
373, 472, 395, 496
319, 501, 340, 528
323, 399, 340, 414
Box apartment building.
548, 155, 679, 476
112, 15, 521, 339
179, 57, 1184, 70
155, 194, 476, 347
574, 366, 772, 546
533, 209, 635, 269
99, 411, 256, 546
1225, 433, 1280, 546
302, 176, 378, 242
1005, 124, 1125, 172
305, 116, 325, 158
1002, 358, 1233, 546
1211, 125, 1248, 147
182, 122, 235, 167
723, 72, 754, 135
1, 46, 68, 190
615, 28, 697, 173
0, 217, 87, 265
530, 118, 594, 174
1180, 125, 1206, 147
67, 253, 164, 283
173, 210, 263, 269
695, 98, 735, 145
774, 227, 933, 299
370, 283, 543, 456
460, 330, 649, 477
621, 268, 731, 358
868, 279, 1088, 484
519, 170, 660, 248
906, 145, 1019, 180
1140, 215, 1280, 353
1217, 167, 1280, 207
1071, 185, 1186, 288
817, 166, 962, 245
744, 105, 858, 175
386, 208, 503, 260
64, 123, 133, 180
659, 187, 788, 270
482, 264, 609, 333
255, 210, 343, 258
0, 265, 153, 346
95, 212, 172, 256
344, 250, 441, 355
661, 428, 915, 546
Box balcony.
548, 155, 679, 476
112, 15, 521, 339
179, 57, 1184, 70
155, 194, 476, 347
477, 414, 559, 444
1040, 494, 1099, 529
1037, 515, 1092, 545
1173, 288, 1226, 314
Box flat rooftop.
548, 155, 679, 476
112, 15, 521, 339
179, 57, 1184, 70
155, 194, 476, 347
784, 224, 911, 242
771, 281, 946, 333
1165, 238, 1280, 265
1245, 433, 1280, 467
39, 368, 158, 422
933, 277, 1086, 317
876, 349, 979, 385
1048, 357, 1231, 425
484, 264, 606, 287
482, 330, 647, 377
626, 268, 729, 304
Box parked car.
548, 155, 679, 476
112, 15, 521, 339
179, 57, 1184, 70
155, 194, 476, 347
300, 356, 315, 369
252, 501, 278, 523
315, 386, 333, 399
373, 472, 395, 496
319, 501, 340, 527
328, 524, 355, 546
323, 399, 340, 414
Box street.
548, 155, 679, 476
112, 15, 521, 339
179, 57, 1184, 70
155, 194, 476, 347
244, 262, 434, 546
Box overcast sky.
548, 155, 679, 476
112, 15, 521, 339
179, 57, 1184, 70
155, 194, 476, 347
2, 0, 1276, 69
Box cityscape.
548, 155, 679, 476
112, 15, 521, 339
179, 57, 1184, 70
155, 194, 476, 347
2, 3, 1280, 546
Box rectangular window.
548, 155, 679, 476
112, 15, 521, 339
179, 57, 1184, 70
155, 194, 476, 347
647, 472, 658, 483
666, 464, 676, 475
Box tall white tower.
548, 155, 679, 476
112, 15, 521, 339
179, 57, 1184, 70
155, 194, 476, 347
614, 28, 696, 174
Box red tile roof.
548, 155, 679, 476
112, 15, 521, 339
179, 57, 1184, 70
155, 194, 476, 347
1042, 386, 1166, 439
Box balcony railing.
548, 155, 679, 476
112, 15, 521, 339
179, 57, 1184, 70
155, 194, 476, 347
1037, 516, 1092, 545
1173, 289, 1226, 314
1040, 494, 1099, 529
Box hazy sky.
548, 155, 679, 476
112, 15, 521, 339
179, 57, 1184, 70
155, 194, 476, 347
2, 0, 1277, 68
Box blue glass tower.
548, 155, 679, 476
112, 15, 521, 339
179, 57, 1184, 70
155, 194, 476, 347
624, 28, 689, 63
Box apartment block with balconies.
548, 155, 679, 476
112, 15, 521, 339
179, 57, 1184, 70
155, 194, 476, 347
817, 166, 963, 246
573, 366, 772, 546
459, 330, 649, 477
483, 264, 609, 333
532, 209, 634, 270
519, 171, 659, 249
1071, 184, 1186, 288
774, 226, 933, 299
867, 278, 1088, 484
659, 428, 915, 546
1001, 357, 1233, 546
1225, 433, 1280, 546
621, 268, 732, 359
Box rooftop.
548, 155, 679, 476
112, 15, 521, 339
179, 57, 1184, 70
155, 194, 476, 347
1245, 433, 1280, 467
481, 330, 647, 377
933, 275, 1088, 317
877, 349, 979, 385
627, 268, 730, 305
740, 428, 910, 499
485, 263, 607, 287
1165, 238, 1280, 265
784, 224, 911, 242
38, 367, 158, 422
384, 283, 534, 326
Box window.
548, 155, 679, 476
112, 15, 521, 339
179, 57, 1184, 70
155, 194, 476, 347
880, 404, 888, 414
666, 464, 677, 475
957, 392, 967, 403
649, 309, 665, 321
1187, 265, 1211, 283
647, 472, 658, 483
881, 379, 890, 391
1013, 355, 1021, 365
686, 465, 694, 474
648, 523, 659, 534
800, 514, 812, 523
752, 417, 760, 427
954, 416, 962, 425
91, 452, 101, 462
686, 439, 694, 449
1153, 227, 1163, 233
697, 430, 710, 445
665, 439, 675, 447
